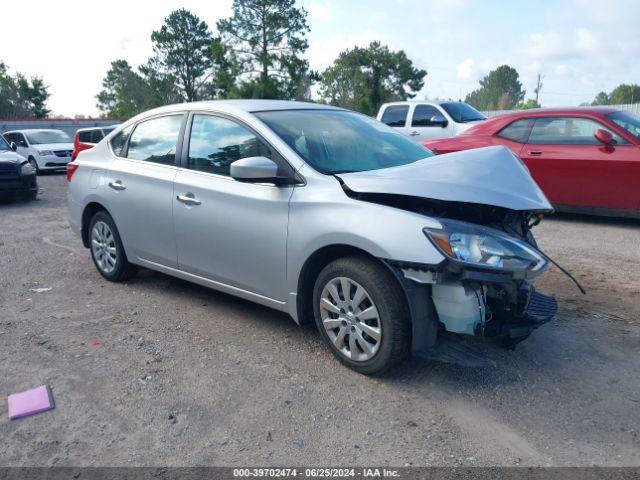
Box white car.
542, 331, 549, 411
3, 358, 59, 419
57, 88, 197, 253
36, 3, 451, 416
2, 129, 74, 174
377, 101, 486, 142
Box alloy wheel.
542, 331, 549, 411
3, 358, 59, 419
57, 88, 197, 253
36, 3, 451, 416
319, 276, 381, 362
91, 220, 117, 274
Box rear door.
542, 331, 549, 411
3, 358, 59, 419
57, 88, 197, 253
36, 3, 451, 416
407, 104, 450, 141
105, 113, 185, 267
172, 112, 293, 302
520, 116, 636, 210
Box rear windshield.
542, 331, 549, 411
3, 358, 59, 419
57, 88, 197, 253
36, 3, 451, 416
440, 102, 486, 123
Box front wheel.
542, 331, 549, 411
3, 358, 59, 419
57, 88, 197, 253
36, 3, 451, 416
88, 211, 136, 282
313, 256, 411, 375
28, 157, 40, 175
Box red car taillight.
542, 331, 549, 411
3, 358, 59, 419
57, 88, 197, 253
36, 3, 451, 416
67, 161, 79, 182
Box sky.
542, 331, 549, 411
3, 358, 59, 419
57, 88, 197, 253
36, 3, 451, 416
2, 0, 638, 117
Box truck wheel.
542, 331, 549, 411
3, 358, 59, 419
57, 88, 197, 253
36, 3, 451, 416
313, 256, 411, 375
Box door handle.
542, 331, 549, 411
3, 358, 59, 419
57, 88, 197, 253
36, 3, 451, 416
409, 131, 420, 136
176, 194, 201, 206
528, 150, 543, 156
108, 180, 126, 191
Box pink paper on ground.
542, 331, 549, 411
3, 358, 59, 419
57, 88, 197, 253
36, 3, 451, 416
8, 385, 55, 420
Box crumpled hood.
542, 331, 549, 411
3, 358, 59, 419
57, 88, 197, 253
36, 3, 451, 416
336, 146, 552, 211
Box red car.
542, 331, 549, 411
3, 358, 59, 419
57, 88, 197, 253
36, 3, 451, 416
71, 125, 117, 160
423, 108, 640, 218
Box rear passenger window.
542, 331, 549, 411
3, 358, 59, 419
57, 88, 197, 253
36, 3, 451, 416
412, 105, 442, 127
78, 130, 93, 143
109, 125, 133, 157
90, 129, 104, 143
187, 114, 271, 176
381, 106, 409, 127
127, 115, 183, 165
498, 119, 533, 143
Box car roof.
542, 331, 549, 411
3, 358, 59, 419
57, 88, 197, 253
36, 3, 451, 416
380, 100, 452, 107
489, 107, 622, 122
138, 99, 343, 118
76, 125, 120, 133
4, 128, 67, 134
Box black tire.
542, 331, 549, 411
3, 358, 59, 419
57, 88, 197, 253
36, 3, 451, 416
24, 191, 37, 201
28, 157, 40, 175
313, 256, 411, 375
88, 211, 136, 282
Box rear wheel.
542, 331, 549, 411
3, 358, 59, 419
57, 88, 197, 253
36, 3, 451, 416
313, 256, 411, 375
88, 211, 136, 282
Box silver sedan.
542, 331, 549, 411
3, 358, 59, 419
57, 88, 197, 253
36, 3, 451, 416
68, 100, 558, 374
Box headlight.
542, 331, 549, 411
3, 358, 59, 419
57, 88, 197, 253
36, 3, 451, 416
20, 162, 36, 175
36, 149, 54, 156
424, 219, 547, 272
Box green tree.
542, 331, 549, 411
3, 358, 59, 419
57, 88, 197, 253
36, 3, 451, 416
465, 65, 525, 111
319, 42, 426, 116
608, 84, 640, 104
515, 98, 540, 110
591, 91, 610, 106
150, 9, 215, 102
96, 60, 151, 118
0, 62, 50, 118
217, 0, 310, 99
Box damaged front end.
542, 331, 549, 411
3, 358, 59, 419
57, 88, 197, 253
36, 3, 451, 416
386, 210, 558, 367
335, 146, 566, 366
359, 194, 560, 367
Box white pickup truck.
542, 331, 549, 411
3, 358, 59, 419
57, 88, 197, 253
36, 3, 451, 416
376, 101, 486, 142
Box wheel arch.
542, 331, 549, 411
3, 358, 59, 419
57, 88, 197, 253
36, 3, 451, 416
80, 202, 113, 248
295, 244, 405, 325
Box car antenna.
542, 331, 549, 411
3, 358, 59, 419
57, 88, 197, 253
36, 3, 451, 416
539, 249, 586, 295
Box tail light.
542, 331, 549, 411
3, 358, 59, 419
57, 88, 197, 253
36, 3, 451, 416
67, 161, 79, 182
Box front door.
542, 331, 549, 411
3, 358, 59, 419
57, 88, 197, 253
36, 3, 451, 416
407, 104, 450, 141
173, 113, 292, 302
520, 116, 638, 210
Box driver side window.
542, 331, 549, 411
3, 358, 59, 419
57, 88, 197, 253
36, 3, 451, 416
187, 114, 272, 176
528, 117, 627, 145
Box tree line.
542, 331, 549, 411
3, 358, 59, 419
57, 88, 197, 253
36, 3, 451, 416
2, 0, 639, 119
0, 62, 50, 118
96, 0, 426, 118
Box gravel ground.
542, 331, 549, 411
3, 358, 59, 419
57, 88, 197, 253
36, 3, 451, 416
1, 174, 639, 467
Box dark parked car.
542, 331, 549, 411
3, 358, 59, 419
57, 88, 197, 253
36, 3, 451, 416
0, 135, 38, 200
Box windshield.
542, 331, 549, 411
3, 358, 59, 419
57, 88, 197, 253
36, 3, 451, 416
440, 102, 486, 123
255, 109, 434, 174
606, 111, 640, 140
0, 135, 10, 151
25, 130, 72, 145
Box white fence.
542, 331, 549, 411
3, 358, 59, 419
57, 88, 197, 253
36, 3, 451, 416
482, 103, 640, 118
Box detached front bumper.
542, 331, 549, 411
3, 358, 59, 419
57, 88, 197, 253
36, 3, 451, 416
387, 259, 558, 367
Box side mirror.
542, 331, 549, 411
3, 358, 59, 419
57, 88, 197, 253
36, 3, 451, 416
10, 141, 17, 152
231, 156, 282, 184
430, 115, 449, 128
594, 129, 614, 151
